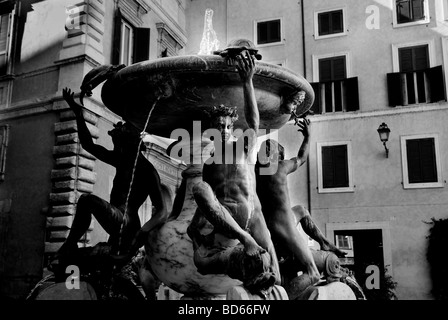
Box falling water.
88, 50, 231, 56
198, 8, 220, 55
117, 96, 161, 255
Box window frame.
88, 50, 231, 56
314, 7, 347, 40
119, 19, 134, 66
0, 11, 13, 76
400, 133, 444, 189
253, 17, 284, 48
0, 124, 9, 182
312, 51, 351, 82
392, 40, 435, 73
317, 140, 355, 193
393, 0, 430, 28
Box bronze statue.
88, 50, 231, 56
187, 52, 280, 297
255, 118, 346, 297
55, 88, 169, 269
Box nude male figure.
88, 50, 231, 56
57, 88, 169, 262
187, 53, 280, 295
255, 118, 346, 293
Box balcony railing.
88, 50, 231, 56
387, 65, 446, 107
310, 77, 359, 114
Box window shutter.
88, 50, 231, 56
257, 22, 267, 44
322, 145, 349, 188
412, 0, 425, 20
333, 145, 349, 187
387, 72, 403, 107
133, 28, 150, 63
399, 45, 429, 72
0, 14, 9, 75
333, 56, 346, 80
345, 77, 360, 111
319, 59, 332, 82
399, 47, 413, 72
331, 10, 343, 33
322, 146, 334, 188
414, 45, 429, 70
427, 66, 446, 102
112, 9, 122, 65
310, 82, 322, 114
419, 139, 437, 182
407, 138, 437, 183
318, 13, 330, 35
269, 20, 281, 43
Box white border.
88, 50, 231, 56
317, 140, 355, 193
391, 39, 435, 73
326, 221, 393, 276
253, 17, 284, 48
313, 7, 347, 40
392, 0, 430, 28
400, 133, 444, 189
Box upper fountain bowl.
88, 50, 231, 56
101, 54, 314, 138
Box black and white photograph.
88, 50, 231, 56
0, 0, 446, 314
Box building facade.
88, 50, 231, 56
1, 0, 447, 300
0, 0, 188, 299
186, 0, 448, 299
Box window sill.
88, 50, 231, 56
392, 18, 430, 29
402, 181, 445, 189
318, 186, 355, 194
256, 41, 285, 49
314, 32, 347, 40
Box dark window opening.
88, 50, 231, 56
257, 19, 281, 45
318, 10, 344, 36
396, 0, 425, 24
322, 144, 349, 189
406, 138, 438, 184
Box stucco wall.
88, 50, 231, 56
0, 112, 57, 299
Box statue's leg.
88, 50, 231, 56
269, 208, 320, 284
293, 205, 346, 258
247, 212, 281, 285
192, 181, 263, 256
61, 194, 123, 254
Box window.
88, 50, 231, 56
317, 141, 354, 193
314, 8, 346, 39
120, 20, 134, 65
310, 53, 359, 114
394, 0, 430, 27
317, 10, 343, 36
0, 11, 12, 76
0, 125, 9, 181
444, 0, 448, 20
401, 134, 444, 189
388, 42, 445, 106
112, 9, 150, 65
255, 18, 282, 46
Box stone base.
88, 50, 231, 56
34, 282, 98, 300
297, 281, 356, 300
226, 285, 288, 300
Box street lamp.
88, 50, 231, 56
377, 122, 391, 158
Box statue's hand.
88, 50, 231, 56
295, 118, 310, 137
63, 88, 82, 116
236, 52, 255, 82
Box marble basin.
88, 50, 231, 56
101, 55, 314, 137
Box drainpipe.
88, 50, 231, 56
301, 0, 312, 216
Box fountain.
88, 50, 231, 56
96, 41, 314, 299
